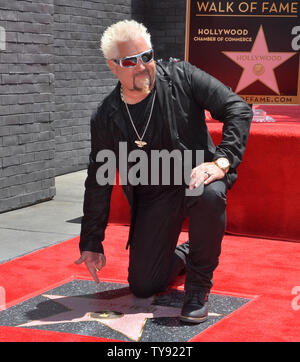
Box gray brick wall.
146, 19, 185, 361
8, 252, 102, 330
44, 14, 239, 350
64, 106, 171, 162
0, 0, 56, 213
0, 0, 132, 213
0, 0, 186, 213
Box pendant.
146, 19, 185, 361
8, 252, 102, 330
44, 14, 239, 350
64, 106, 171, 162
135, 140, 147, 148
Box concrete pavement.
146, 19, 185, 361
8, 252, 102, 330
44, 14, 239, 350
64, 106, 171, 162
0, 170, 87, 263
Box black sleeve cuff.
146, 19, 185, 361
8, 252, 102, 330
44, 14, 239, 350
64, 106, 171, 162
79, 239, 104, 255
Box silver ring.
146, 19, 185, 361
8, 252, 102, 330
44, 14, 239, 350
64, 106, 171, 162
204, 171, 210, 177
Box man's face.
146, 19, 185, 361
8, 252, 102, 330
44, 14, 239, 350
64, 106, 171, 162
108, 36, 156, 93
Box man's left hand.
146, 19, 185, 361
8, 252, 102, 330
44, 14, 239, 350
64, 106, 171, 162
189, 162, 225, 189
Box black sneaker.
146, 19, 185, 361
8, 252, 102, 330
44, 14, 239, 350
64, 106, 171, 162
179, 290, 209, 324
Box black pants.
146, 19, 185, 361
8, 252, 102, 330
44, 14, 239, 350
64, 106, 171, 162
128, 180, 227, 298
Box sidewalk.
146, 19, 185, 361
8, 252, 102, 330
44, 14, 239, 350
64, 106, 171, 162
0, 170, 87, 264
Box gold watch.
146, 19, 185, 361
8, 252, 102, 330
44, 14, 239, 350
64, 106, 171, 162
214, 157, 230, 173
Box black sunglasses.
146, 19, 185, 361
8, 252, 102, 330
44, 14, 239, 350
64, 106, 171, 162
113, 49, 154, 68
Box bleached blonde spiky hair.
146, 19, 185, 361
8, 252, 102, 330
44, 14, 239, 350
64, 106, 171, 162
100, 20, 152, 59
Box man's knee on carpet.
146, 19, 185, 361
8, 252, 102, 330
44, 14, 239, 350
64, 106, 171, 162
187, 180, 227, 215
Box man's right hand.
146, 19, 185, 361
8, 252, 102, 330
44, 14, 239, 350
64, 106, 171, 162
74, 251, 106, 284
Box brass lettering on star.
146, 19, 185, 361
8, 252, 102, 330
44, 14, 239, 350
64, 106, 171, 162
89, 311, 124, 320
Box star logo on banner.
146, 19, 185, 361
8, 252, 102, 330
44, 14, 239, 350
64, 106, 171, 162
18, 292, 221, 341
222, 26, 297, 94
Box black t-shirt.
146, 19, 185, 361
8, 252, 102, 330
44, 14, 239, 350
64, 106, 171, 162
120, 89, 184, 200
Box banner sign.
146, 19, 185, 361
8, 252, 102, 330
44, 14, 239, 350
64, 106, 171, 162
185, 0, 300, 104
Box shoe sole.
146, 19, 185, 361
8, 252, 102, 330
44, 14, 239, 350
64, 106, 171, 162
179, 314, 208, 324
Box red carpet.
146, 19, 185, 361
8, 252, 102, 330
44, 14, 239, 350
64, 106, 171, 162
1, 106, 299, 342
0, 225, 299, 342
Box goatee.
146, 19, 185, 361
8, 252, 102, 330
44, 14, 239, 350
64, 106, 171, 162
133, 70, 153, 94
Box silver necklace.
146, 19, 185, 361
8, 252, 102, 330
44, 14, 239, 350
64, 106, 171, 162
121, 86, 156, 148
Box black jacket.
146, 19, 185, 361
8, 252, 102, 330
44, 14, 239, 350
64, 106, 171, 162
79, 60, 253, 254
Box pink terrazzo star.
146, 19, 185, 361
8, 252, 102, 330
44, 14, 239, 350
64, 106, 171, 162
18, 293, 181, 341
222, 26, 297, 94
